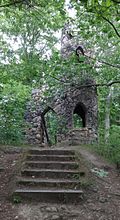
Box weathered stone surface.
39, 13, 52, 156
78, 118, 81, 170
36, 134, 41, 140
25, 81, 98, 145
46, 80, 98, 144
24, 24, 98, 145
25, 89, 44, 145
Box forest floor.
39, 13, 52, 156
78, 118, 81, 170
0, 144, 120, 220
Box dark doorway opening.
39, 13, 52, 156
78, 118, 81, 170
43, 107, 58, 145
73, 103, 86, 128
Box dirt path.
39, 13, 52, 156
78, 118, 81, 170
0, 145, 120, 220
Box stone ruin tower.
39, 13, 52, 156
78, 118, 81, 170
51, 23, 98, 144
25, 23, 98, 146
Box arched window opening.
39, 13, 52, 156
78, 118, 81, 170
73, 103, 86, 128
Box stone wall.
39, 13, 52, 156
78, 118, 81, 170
25, 82, 98, 145
68, 128, 98, 145
24, 23, 98, 146
25, 89, 44, 145
46, 78, 98, 143
61, 23, 77, 58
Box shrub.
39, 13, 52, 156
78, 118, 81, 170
0, 81, 30, 144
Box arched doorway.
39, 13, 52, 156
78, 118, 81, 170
73, 102, 87, 128
42, 107, 58, 145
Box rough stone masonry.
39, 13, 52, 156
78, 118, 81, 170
25, 23, 98, 146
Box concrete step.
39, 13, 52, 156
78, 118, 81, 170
24, 161, 79, 170
17, 177, 80, 188
26, 154, 75, 161
28, 148, 75, 155
14, 189, 83, 202
21, 168, 83, 179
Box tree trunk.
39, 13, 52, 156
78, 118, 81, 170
104, 86, 113, 143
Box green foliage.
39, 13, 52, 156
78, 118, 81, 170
0, 0, 119, 162
73, 114, 83, 128
13, 195, 22, 204
91, 168, 108, 177
0, 81, 30, 144
109, 125, 120, 163
45, 111, 58, 145
91, 125, 120, 164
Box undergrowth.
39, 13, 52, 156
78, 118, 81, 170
88, 127, 120, 167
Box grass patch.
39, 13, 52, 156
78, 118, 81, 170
74, 150, 94, 188
81, 137, 120, 168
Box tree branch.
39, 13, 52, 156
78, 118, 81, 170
49, 72, 120, 89
102, 16, 120, 38
107, 80, 120, 86
48, 74, 66, 83
0, 0, 23, 8
112, 0, 120, 3
85, 54, 120, 69
73, 80, 120, 89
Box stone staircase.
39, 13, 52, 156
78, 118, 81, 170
14, 148, 84, 202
